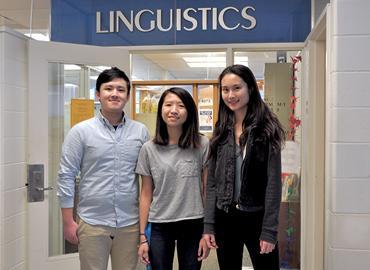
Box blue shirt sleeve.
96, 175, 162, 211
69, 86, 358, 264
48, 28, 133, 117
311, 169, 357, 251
57, 126, 84, 208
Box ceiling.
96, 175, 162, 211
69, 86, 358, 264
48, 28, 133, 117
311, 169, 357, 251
0, 0, 50, 30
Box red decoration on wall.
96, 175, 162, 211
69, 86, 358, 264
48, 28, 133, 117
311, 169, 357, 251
288, 56, 302, 140
280, 55, 303, 269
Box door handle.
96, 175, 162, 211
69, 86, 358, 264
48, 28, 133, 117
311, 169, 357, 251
27, 164, 54, 202
36, 186, 54, 192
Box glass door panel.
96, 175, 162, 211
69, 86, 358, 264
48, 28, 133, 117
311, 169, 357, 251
134, 85, 193, 137
234, 50, 302, 269
48, 63, 109, 256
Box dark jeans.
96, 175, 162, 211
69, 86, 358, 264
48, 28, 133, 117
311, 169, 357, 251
215, 207, 280, 270
149, 219, 203, 270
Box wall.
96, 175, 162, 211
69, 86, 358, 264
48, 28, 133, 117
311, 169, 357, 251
0, 27, 28, 270
313, 0, 330, 23
327, 0, 370, 269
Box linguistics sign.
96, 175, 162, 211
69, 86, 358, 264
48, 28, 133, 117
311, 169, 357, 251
51, 0, 311, 46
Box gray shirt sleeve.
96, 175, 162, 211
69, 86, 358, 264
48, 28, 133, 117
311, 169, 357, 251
135, 142, 151, 176
201, 135, 210, 170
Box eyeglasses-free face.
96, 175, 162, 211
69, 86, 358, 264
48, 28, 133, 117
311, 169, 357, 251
96, 78, 129, 115
161, 93, 188, 129
221, 73, 250, 116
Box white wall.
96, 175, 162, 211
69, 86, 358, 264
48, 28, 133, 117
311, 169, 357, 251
0, 26, 28, 270
327, 0, 370, 269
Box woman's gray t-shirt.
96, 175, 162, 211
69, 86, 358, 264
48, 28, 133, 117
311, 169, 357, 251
135, 136, 209, 223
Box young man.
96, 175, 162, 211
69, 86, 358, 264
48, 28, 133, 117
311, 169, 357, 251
57, 67, 149, 270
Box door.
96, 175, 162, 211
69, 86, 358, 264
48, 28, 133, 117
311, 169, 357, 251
27, 40, 129, 270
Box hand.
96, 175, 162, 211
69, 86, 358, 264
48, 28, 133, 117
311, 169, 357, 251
259, 240, 275, 254
138, 242, 150, 265
63, 220, 79, 245
203, 233, 218, 249
197, 238, 210, 261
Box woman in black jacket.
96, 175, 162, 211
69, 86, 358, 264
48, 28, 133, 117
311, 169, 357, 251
203, 64, 285, 270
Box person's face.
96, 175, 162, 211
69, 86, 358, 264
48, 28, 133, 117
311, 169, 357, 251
96, 78, 129, 115
221, 73, 249, 115
161, 93, 188, 129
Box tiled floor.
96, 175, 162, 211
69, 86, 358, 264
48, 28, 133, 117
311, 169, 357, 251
136, 246, 299, 269
136, 247, 251, 269
243, 268, 299, 270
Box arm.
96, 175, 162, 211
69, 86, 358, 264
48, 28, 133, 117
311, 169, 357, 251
198, 167, 211, 259
201, 168, 208, 205
203, 156, 218, 249
57, 127, 83, 244
61, 208, 79, 245
138, 175, 153, 265
260, 144, 282, 250
200, 137, 210, 205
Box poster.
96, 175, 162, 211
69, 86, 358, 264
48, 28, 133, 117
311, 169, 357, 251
199, 109, 213, 132
70, 99, 95, 127
281, 141, 300, 202
281, 141, 300, 174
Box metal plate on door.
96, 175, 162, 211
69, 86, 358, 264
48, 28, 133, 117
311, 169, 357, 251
27, 164, 45, 202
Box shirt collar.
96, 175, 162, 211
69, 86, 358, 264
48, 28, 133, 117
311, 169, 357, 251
97, 110, 126, 127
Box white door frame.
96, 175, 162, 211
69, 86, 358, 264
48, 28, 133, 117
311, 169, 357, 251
27, 40, 129, 270
300, 6, 328, 270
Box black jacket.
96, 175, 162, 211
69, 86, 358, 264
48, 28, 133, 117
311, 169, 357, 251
204, 125, 282, 244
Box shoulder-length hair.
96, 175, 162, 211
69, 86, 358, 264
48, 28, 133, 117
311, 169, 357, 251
209, 64, 285, 158
153, 87, 200, 149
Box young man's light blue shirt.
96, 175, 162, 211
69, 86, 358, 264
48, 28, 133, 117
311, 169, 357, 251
57, 112, 149, 228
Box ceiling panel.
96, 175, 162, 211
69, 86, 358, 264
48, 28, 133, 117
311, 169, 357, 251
0, 0, 49, 29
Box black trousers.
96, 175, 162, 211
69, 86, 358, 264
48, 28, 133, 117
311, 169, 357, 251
215, 207, 280, 270
149, 219, 203, 270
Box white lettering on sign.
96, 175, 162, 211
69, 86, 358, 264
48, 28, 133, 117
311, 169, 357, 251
96, 6, 257, 33
241, 6, 257, 30
135, 9, 155, 32
219, 7, 240, 30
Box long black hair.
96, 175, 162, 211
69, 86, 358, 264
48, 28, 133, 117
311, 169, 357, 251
153, 87, 200, 149
209, 64, 285, 158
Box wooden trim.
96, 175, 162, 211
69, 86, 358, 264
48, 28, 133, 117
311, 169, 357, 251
132, 84, 137, 119
213, 83, 219, 125
193, 84, 198, 107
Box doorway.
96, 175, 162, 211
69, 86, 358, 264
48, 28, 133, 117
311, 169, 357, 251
130, 49, 303, 269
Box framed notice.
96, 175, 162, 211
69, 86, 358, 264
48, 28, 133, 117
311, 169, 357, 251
70, 99, 95, 127
281, 141, 300, 174
199, 109, 213, 132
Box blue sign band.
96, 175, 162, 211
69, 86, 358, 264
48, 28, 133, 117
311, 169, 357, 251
51, 0, 311, 46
